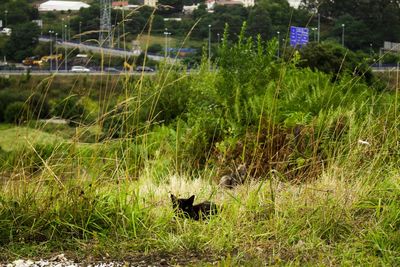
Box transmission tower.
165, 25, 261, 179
100, 0, 112, 47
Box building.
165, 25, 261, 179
112, 1, 139, 9
206, 0, 254, 10
38, 1, 90, 12
144, 0, 157, 7
183, 4, 199, 14
112, 1, 129, 8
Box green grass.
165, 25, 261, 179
0, 126, 65, 151
0, 27, 400, 265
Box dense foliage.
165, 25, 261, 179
0, 28, 400, 265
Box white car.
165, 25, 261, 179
71, 66, 90, 73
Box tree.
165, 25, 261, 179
247, 5, 272, 40
300, 0, 400, 50
333, 14, 370, 51
4, 22, 41, 62
298, 41, 373, 84
0, 0, 38, 26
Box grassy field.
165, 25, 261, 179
0, 34, 400, 265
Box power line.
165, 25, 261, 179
100, 0, 112, 47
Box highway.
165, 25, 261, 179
39, 37, 178, 63
0, 70, 157, 76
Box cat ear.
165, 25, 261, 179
188, 195, 195, 205
171, 194, 177, 202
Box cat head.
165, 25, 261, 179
171, 194, 195, 216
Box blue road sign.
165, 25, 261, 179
290, 26, 309, 47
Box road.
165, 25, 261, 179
39, 37, 178, 63
0, 70, 157, 76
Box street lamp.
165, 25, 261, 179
49, 30, 54, 72
79, 21, 82, 43
341, 24, 345, 47
164, 28, 168, 58
217, 33, 220, 47
55, 32, 58, 70
64, 25, 68, 71
167, 32, 171, 57
317, 13, 320, 43
312, 27, 317, 42
67, 15, 70, 41
4, 10, 8, 27
370, 43, 373, 57
117, 23, 120, 49
277, 31, 280, 58
208, 24, 211, 65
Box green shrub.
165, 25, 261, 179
0, 90, 50, 122
148, 43, 163, 54
297, 41, 374, 84
4, 101, 29, 123
0, 77, 11, 90
52, 96, 85, 124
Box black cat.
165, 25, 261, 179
170, 194, 218, 220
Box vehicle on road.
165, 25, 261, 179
136, 66, 155, 72
71, 66, 90, 73
104, 67, 120, 73
22, 54, 63, 66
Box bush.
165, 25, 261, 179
4, 101, 29, 123
0, 77, 11, 90
52, 96, 85, 124
148, 44, 163, 54
0, 90, 50, 122
297, 41, 373, 84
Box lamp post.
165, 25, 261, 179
67, 15, 70, 41
49, 30, 54, 72
164, 28, 168, 58
4, 10, 8, 27
277, 31, 280, 58
370, 43, 373, 57
65, 25, 68, 71
217, 33, 220, 47
55, 32, 58, 70
208, 24, 211, 65
312, 27, 317, 42
79, 21, 82, 43
341, 24, 345, 47
317, 13, 320, 43
167, 32, 171, 57
117, 23, 120, 49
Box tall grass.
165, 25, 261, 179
0, 22, 400, 264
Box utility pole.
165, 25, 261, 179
117, 23, 120, 49
67, 15, 70, 41
79, 21, 82, 43
312, 28, 317, 42
341, 24, 345, 47
4, 10, 8, 27
100, 0, 112, 47
208, 24, 211, 66
164, 28, 168, 58
277, 31, 280, 58
317, 13, 320, 43
65, 25, 68, 71
49, 30, 54, 72
55, 32, 58, 70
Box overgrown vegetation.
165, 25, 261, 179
0, 26, 400, 265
